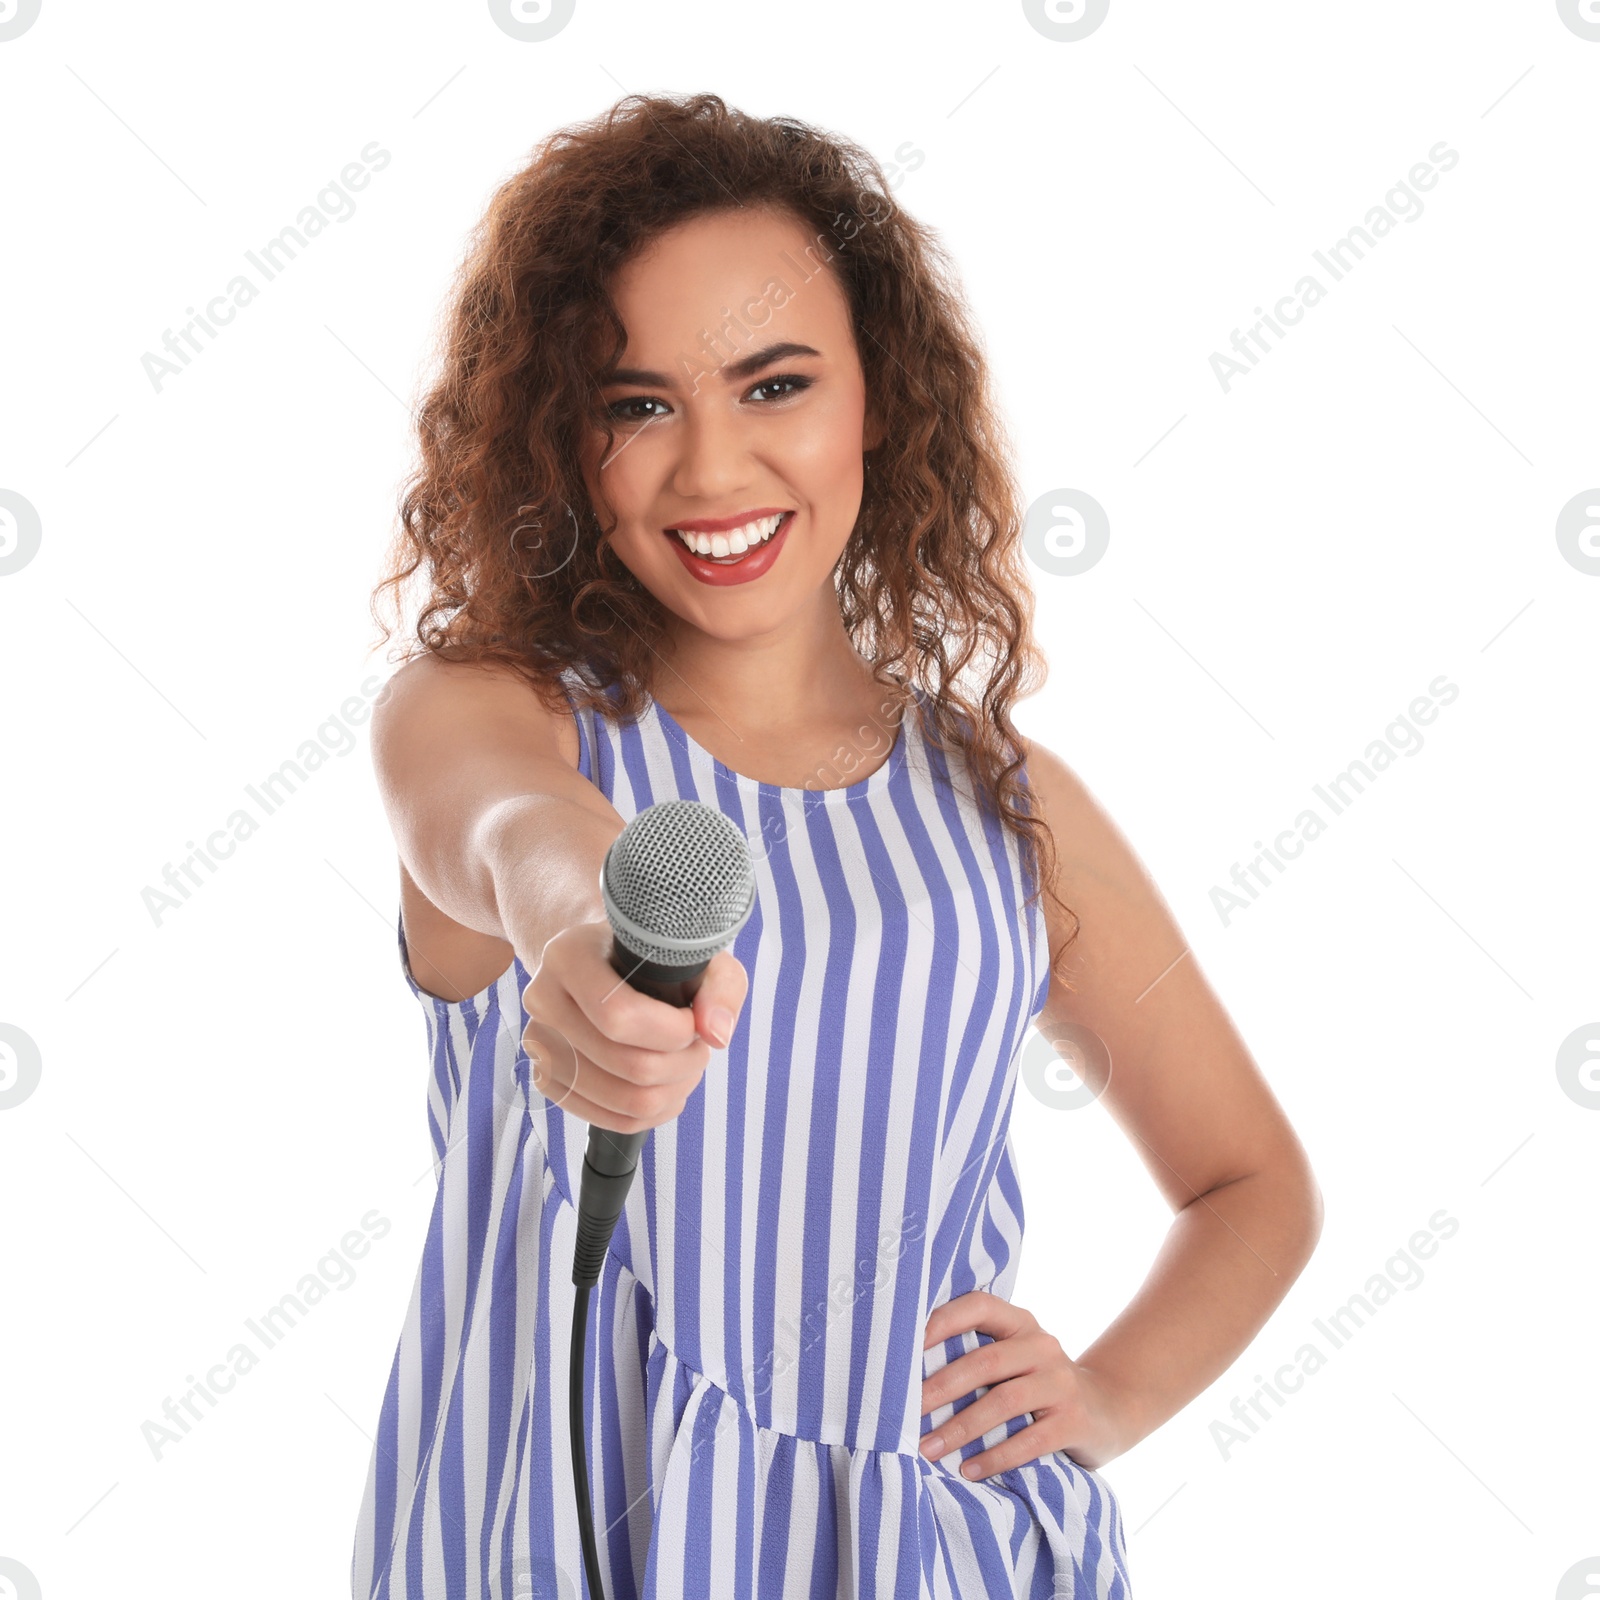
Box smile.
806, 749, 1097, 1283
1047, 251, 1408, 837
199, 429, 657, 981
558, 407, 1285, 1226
662, 510, 796, 587
665, 511, 789, 562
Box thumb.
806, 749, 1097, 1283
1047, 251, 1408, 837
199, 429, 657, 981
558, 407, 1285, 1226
694, 950, 748, 1049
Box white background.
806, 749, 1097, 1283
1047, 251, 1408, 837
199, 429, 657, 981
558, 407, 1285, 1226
2, 2, 1596, 1596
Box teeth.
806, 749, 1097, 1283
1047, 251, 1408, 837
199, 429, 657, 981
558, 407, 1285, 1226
672, 512, 785, 558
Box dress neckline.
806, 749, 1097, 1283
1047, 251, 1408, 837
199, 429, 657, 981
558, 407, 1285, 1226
648, 685, 914, 802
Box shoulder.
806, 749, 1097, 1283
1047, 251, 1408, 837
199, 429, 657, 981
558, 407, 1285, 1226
372, 653, 581, 773
1018, 733, 1132, 872
1018, 733, 1085, 821
1017, 732, 1174, 998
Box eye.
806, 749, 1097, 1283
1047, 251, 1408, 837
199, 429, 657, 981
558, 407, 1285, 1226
604, 372, 814, 424
748, 373, 814, 404
606, 395, 669, 424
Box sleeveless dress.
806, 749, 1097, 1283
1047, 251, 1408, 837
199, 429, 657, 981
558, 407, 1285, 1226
350, 669, 1132, 1599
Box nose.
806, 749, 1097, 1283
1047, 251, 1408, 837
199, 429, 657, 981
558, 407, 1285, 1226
670, 406, 755, 503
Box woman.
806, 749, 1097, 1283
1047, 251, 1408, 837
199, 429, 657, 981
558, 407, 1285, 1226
350, 92, 1322, 1599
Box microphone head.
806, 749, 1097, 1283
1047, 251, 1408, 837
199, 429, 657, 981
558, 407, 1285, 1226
599, 800, 756, 968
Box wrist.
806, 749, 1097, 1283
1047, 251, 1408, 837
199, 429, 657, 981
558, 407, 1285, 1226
1074, 1359, 1151, 1464
479, 795, 612, 954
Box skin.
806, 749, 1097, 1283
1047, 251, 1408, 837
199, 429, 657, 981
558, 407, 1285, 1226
387, 202, 1323, 1480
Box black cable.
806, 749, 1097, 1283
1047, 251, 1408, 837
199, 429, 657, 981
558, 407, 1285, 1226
570, 1126, 644, 1600
570, 1283, 605, 1599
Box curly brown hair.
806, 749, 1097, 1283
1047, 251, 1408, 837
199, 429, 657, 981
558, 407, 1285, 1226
369, 91, 1079, 990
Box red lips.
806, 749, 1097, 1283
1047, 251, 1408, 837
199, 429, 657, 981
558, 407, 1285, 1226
664, 506, 792, 535
666, 510, 795, 587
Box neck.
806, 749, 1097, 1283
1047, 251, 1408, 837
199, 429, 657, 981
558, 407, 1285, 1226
652, 598, 881, 728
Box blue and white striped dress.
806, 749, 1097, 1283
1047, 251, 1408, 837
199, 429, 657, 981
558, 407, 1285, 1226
351, 669, 1132, 1598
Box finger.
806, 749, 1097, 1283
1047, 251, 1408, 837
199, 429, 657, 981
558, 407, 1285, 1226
692, 949, 749, 1048
921, 1372, 1054, 1454
923, 1290, 1017, 1348
528, 1048, 613, 1125
953, 1416, 1063, 1482
524, 1017, 688, 1120
526, 988, 706, 1101
533, 1068, 656, 1135
553, 925, 703, 1051
922, 1290, 987, 1347
921, 1334, 1036, 1415
531, 1043, 688, 1132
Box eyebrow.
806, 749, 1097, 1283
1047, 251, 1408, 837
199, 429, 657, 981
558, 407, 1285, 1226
600, 340, 823, 389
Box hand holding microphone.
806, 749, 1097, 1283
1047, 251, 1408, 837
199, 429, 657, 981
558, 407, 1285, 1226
519, 798, 752, 1286
519, 797, 752, 1137
521, 800, 755, 1600
520, 917, 746, 1134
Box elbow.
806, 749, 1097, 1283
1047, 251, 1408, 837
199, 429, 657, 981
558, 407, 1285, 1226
1306, 1167, 1326, 1245
1284, 1152, 1325, 1272
1234, 1144, 1325, 1273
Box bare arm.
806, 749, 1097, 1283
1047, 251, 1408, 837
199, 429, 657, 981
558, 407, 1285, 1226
370, 654, 748, 1132
1026, 737, 1325, 1458
370, 654, 622, 964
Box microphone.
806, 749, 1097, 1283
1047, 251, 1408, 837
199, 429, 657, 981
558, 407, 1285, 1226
567, 800, 755, 1600
571, 799, 756, 1284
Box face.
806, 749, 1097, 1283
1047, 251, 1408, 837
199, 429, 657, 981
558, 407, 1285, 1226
581, 204, 882, 644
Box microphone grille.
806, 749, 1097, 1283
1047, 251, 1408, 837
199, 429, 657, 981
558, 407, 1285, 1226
601, 800, 756, 967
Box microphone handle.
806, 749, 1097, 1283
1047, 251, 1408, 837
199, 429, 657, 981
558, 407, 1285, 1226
570, 936, 709, 1287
